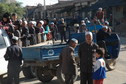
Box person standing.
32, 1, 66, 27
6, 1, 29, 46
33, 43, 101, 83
59, 38, 78, 84
13, 21, 22, 47
78, 32, 99, 84
28, 21, 36, 45
79, 20, 87, 33
21, 20, 29, 47
95, 7, 104, 23
93, 48, 106, 84
96, 26, 111, 58
49, 22, 58, 44
43, 19, 51, 41
59, 18, 67, 43
4, 36, 23, 84
1, 12, 14, 40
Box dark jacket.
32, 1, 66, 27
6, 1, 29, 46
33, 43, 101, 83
96, 29, 110, 42
78, 42, 98, 73
21, 27, 29, 47
59, 23, 66, 33
4, 44, 23, 65
29, 27, 36, 45
60, 46, 77, 75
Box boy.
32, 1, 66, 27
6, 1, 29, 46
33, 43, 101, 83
93, 48, 106, 84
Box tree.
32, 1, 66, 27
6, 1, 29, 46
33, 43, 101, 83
0, 0, 7, 3
0, 2, 25, 20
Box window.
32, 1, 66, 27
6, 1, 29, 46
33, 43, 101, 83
0, 34, 6, 49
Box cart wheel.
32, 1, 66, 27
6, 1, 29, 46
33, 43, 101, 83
36, 67, 54, 82
22, 66, 36, 78
105, 58, 117, 71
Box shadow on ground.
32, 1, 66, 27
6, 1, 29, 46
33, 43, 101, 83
20, 77, 59, 84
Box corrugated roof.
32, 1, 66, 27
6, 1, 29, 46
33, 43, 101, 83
90, 0, 126, 10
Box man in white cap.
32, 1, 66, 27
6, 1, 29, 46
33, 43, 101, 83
4, 36, 23, 84
78, 32, 99, 84
96, 26, 111, 58
104, 21, 112, 33
80, 20, 87, 33
96, 26, 110, 41
59, 38, 78, 84
21, 20, 29, 47
49, 22, 58, 44
28, 21, 36, 45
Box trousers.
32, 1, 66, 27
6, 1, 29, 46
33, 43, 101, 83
80, 72, 93, 84
93, 79, 104, 84
7, 62, 21, 84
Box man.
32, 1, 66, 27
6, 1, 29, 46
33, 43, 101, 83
60, 38, 78, 84
95, 7, 104, 23
28, 21, 36, 45
11, 13, 18, 24
96, 26, 111, 58
21, 20, 29, 47
59, 18, 67, 43
97, 26, 110, 42
49, 22, 58, 44
4, 36, 23, 84
79, 20, 87, 33
104, 21, 112, 33
78, 32, 99, 84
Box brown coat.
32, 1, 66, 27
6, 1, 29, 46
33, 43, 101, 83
59, 46, 77, 75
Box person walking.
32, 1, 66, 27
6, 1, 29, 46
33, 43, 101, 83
78, 32, 99, 84
4, 36, 23, 84
59, 38, 78, 84
93, 48, 106, 84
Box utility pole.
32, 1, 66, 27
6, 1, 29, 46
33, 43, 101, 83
44, 0, 47, 19
44, 0, 46, 10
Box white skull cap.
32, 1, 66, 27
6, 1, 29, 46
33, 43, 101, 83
102, 26, 108, 29
99, 7, 102, 10
71, 38, 78, 44
105, 21, 109, 25
50, 22, 54, 25
29, 21, 34, 24
24, 20, 28, 24
39, 20, 44, 25
81, 20, 85, 23
12, 36, 18, 41
85, 31, 93, 37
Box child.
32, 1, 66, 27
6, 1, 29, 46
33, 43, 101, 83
93, 48, 106, 84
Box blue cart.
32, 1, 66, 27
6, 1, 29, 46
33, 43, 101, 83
22, 43, 79, 83
22, 27, 120, 82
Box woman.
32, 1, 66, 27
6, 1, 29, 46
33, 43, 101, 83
43, 19, 51, 41
1, 12, 14, 40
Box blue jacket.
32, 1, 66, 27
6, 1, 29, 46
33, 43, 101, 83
92, 57, 106, 80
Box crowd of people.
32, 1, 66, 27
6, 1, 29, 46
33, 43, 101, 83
59, 8, 112, 84
0, 12, 69, 48
1, 7, 113, 84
